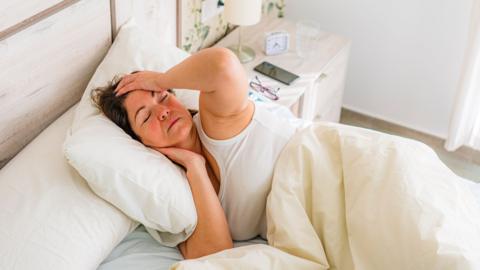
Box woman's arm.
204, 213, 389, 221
158, 147, 233, 259
161, 47, 249, 118
115, 48, 252, 139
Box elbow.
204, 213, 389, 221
180, 239, 233, 260
209, 240, 234, 257
220, 239, 234, 251
209, 47, 244, 80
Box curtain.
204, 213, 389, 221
445, 0, 480, 151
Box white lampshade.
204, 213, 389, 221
224, 0, 262, 26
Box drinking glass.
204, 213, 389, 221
296, 20, 322, 58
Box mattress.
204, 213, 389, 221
98, 225, 267, 270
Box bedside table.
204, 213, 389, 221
214, 17, 351, 122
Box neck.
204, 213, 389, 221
191, 128, 203, 156
180, 124, 203, 156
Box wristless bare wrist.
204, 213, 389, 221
155, 72, 169, 90
185, 158, 207, 177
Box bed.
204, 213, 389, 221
1, 1, 480, 270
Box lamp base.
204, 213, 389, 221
227, 45, 256, 63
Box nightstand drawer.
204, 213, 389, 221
314, 47, 349, 121
315, 92, 343, 122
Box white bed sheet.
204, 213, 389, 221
98, 225, 267, 270
467, 179, 480, 207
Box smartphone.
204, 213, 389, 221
253, 61, 299, 85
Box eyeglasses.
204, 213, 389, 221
249, 76, 280, 101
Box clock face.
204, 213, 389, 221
265, 32, 289, 55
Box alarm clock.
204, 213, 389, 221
264, 31, 289, 56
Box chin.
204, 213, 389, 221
171, 121, 193, 147
179, 121, 193, 140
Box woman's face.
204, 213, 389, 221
123, 90, 194, 148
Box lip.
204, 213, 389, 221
167, 117, 180, 132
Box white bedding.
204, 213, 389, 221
95, 110, 480, 270
2, 100, 479, 269
98, 225, 267, 270
468, 179, 480, 206
0, 105, 138, 270
170, 122, 480, 270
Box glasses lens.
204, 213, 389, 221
249, 81, 279, 100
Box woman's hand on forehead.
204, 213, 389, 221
115, 71, 167, 97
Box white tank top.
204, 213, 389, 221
193, 103, 299, 240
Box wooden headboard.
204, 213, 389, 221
0, 0, 176, 169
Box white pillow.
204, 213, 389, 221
0, 105, 138, 270
64, 20, 198, 246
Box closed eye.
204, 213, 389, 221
143, 112, 151, 124
140, 92, 167, 125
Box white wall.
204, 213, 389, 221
285, 0, 473, 138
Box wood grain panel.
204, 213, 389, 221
113, 0, 176, 45
0, 0, 82, 41
0, 0, 63, 31
0, 0, 112, 168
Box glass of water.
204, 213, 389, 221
296, 20, 322, 58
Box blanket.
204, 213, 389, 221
172, 122, 480, 270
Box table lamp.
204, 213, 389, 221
224, 0, 262, 63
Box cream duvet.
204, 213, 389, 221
172, 122, 480, 270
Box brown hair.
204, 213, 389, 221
91, 75, 140, 141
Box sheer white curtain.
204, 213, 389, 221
445, 0, 480, 151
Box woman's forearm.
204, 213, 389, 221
161, 47, 244, 94
179, 162, 233, 259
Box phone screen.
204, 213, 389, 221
253, 61, 299, 85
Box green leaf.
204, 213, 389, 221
268, 2, 274, 13
200, 25, 210, 41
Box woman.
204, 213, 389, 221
92, 47, 299, 259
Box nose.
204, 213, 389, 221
156, 106, 170, 121
160, 108, 170, 121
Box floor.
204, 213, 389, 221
340, 108, 480, 183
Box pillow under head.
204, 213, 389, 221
64, 20, 198, 246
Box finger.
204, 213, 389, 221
116, 80, 146, 96
156, 147, 172, 155
115, 82, 137, 96
117, 83, 164, 97
115, 77, 128, 92
115, 75, 136, 93
157, 148, 185, 166
156, 147, 179, 158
